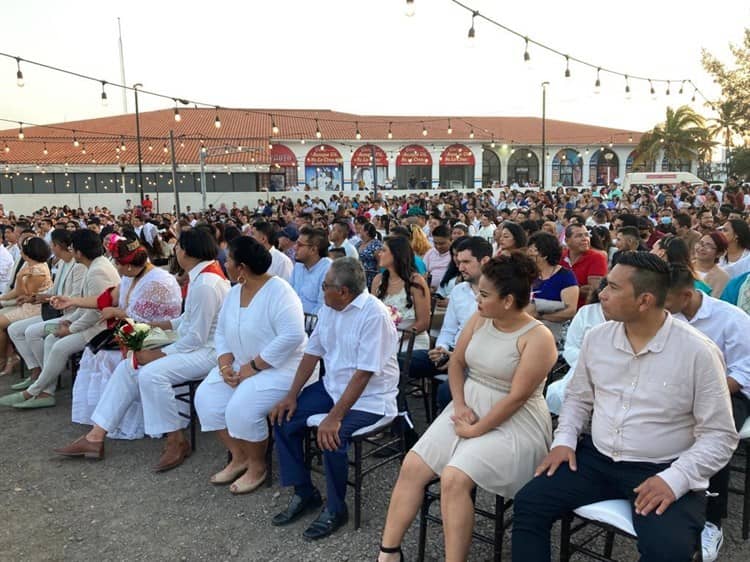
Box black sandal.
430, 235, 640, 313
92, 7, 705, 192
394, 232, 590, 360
379, 545, 403, 562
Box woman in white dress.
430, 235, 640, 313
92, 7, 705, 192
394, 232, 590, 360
371, 236, 431, 350
69, 235, 182, 438
195, 236, 307, 494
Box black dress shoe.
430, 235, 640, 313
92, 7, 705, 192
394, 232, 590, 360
302, 506, 349, 541
271, 489, 323, 527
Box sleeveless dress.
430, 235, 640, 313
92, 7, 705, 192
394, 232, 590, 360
2, 263, 53, 323
71, 267, 182, 439
381, 287, 430, 351
411, 318, 552, 497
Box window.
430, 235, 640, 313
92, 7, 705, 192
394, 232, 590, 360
507, 149, 539, 185
482, 149, 501, 186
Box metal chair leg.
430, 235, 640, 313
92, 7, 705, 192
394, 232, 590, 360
604, 530, 616, 558
744, 441, 750, 540
417, 489, 431, 562
560, 513, 572, 562
188, 382, 197, 451
494, 494, 505, 562
354, 440, 363, 529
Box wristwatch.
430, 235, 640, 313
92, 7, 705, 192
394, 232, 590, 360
250, 359, 263, 372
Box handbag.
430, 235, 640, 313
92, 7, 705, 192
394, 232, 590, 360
41, 302, 63, 321
86, 328, 120, 354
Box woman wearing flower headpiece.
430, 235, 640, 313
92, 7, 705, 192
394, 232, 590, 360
59, 232, 182, 438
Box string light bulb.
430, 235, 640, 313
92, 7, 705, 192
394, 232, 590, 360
523, 37, 531, 63
665, 81, 671, 96
100, 81, 108, 106
447, 119, 452, 135
469, 128, 475, 139
163, 143, 168, 153
490, 136, 496, 148
387, 122, 393, 139
271, 115, 279, 135
691, 88, 696, 103
468, 11, 477, 40
628, 134, 633, 143
148, 143, 153, 151
405, 0, 415, 17
594, 68, 601, 94
17, 123, 24, 140
16, 57, 24, 87
355, 121, 361, 140
120, 137, 126, 151
214, 108, 221, 129
268, 139, 274, 151
173, 103, 181, 122
422, 122, 428, 136
679, 80, 685, 95
649, 79, 656, 100
564, 56, 570, 78
81, 144, 86, 155
4, 143, 9, 153
315, 119, 322, 139
43, 143, 48, 155
624, 75, 631, 100
300, 137, 306, 145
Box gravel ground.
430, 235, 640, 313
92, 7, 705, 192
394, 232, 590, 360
1, 370, 749, 561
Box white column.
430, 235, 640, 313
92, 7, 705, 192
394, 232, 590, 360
430, 148, 441, 189
474, 145, 484, 189
500, 156, 509, 186
617, 149, 627, 182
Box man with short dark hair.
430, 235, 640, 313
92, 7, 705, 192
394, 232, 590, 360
512, 252, 738, 561
561, 224, 607, 307
328, 220, 358, 259
675, 213, 701, 257
270, 258, 399, 540
251, 220, 293, 281
423, 224, 452, 290
291, 227, 332, 315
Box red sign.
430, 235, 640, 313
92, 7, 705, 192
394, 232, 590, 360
643, 173, 678, 179
440, 144, 475, 166
396, 144, 432, 167
351, 145, 388, 167
271, 144, 297, 167
305, 144, 343, 166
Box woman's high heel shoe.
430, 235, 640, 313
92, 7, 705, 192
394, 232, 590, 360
0, 355, 19, 376
378, 545, 403, 562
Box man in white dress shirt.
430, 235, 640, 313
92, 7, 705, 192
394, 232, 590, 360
328, 220, 359, 259
54, 228, 230, 472
0, 241, 13, 295
251, 220, 293, 282
270, 258, 399, 541
666, 264, 750, 561
512, 252, 738, 561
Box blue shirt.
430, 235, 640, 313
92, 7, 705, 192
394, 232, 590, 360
290, 258, 332, 314
532, 267, 578, 301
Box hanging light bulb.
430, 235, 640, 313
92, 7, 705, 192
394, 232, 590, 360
628, 134, 633, 143
100, 81, 108, 106
163, 143, 168, 153
387, 122, 393, 139
564, 56, 571, 78
594, 68, 601, 94
355, 121, 362, 140
268, 139, 274, 150
214, 108, 221, 129
180, 140, 185, 148
15, 57, 24, 87
624, 75, 631, 100
43, 143, 48, 155
300, 137, 306, 145
81, 144, 86, 155
271, 114, 279, 135
120, 137, 126, 151
447, 119, 452, 135
469, 128, 474, 139
173, 102, 181, 122
315, 119, 322, 139
4, 143, 10, 153
422, 122, 428, 136
691, 88, 697, 103
649, 79, 656, 100
523, 37, 531, 63
679, 80, 685, 95
608, 141, 613, 148
405, 0, 415, 17
17, 123, 24, 140
526, 151, 532, 158
148, 143, 153, 151
665, 81, 671, 96
490, 136, 496, 148
467, 11, 477, 41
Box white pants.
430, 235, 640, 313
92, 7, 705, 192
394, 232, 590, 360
195, 368, 290, 442
92, 348, 214, 436
27, 330, 88, 396
8, 315, 50, 370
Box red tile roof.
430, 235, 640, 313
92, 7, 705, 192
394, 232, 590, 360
0, 108, 641, 166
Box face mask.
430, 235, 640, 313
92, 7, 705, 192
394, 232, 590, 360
661, 217, 672, 225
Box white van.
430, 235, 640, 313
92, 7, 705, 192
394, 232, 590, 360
621, 172, 704, 192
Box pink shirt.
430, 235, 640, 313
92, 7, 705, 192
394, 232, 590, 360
423, 247, 452, 289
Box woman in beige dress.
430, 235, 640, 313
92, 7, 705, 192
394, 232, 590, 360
377, 251, 558, 562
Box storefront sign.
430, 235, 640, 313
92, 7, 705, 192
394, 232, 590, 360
305, 144, 343, 166
440, 144, 475, 166
271, 144, 297, 168
396, 144, 432, 166
351, 145, 388, 167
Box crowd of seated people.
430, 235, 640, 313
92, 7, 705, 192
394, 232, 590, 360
0, 178, 749, 560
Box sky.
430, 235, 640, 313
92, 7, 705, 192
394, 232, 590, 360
1, 0, 748, 133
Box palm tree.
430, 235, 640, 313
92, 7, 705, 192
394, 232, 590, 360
707, 99, 747, 168
634, 105, 714, 171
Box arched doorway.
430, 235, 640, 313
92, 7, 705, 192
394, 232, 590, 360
269, 144, 298, 191
351, 145, 387, 190
305, 144, 343, 191
588, 148, 619, 186
507, 149, 539, 186
625, 149, 654, 173
551, 148, 582, 187
439, 144, 475, 189
482, 149, 501, 187
396, 144, 432, 190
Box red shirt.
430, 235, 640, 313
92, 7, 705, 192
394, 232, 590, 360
141, 198, 153, 212
560, 249, 608, 307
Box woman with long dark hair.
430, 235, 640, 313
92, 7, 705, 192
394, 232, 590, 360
357, 222, 383, 290
371, 236, 431, 350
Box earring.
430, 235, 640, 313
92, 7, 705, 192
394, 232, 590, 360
127, 266, 132, 272
237, 275, 246, 285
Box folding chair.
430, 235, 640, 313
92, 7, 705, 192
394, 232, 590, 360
173, 378, 203, 451
729, 417, 750, 539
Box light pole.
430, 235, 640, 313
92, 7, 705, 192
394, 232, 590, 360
541, 81, 549, 190
133, 83, 144, 204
